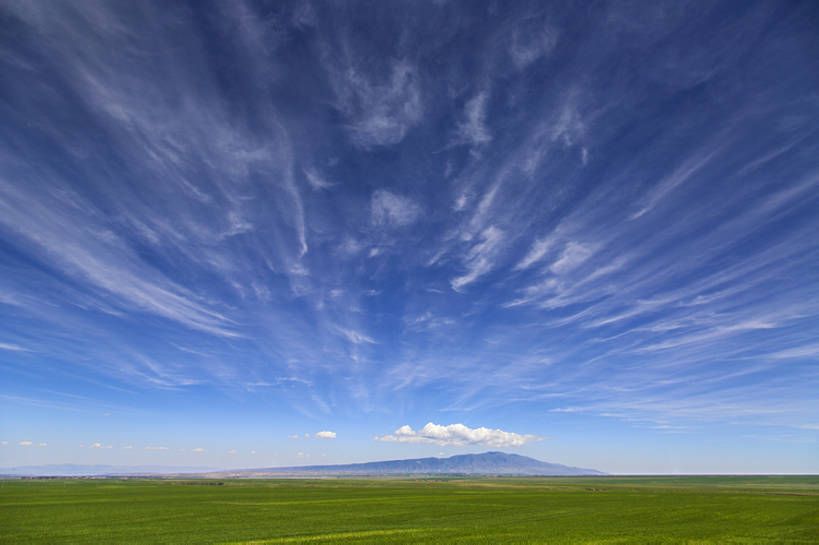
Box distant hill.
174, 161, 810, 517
0, 464, 221, 477
245, 451, 606, 476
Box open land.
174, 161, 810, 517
1, 476, 817, 544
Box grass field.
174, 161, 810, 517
1, 476, 817, 544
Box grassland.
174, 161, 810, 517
1, 476, 817, 544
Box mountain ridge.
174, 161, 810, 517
245, 451, 606, 476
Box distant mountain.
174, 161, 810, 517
1, 453, 605, 477
0, 464, 221, 476
246, 452, 606, 476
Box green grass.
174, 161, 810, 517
1, 476, 817, 543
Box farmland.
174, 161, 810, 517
1, 476, 817, 544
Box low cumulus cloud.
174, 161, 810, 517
315, 430, 336, 439
375, 422, 541, 447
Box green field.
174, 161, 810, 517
1, 476, 817, 544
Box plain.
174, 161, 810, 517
1, 476, 818, 544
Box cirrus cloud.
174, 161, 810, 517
371, 190, 422, 227
375, 422, 542, 447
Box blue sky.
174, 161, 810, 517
1, 0, 817, 474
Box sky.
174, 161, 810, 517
0, 0, 817, 474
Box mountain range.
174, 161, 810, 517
244, 452, 605, 476
1, 452, 605, 476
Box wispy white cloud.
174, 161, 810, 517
325, 51, 422, 148
630, 143, 723, 220
551, 94, 586, 149
0, 342, 29, 352
303, 168, 335, 191
508, 20, 558, 69
337, 327, 376, 345
371, 190, 422, 227
375, 422, 542, 447
768, 344, 819, 359
514, 237, 553, 270
144, 446, 168, 451
549, 241, 595, 274
455, 91, 492, 146
451, 226, 504, 290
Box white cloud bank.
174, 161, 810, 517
375, 422, 541, 447
315, 431, 336, 439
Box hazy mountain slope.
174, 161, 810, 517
250, 451, 606, 475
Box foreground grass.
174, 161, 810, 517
1, 476, 817, 544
